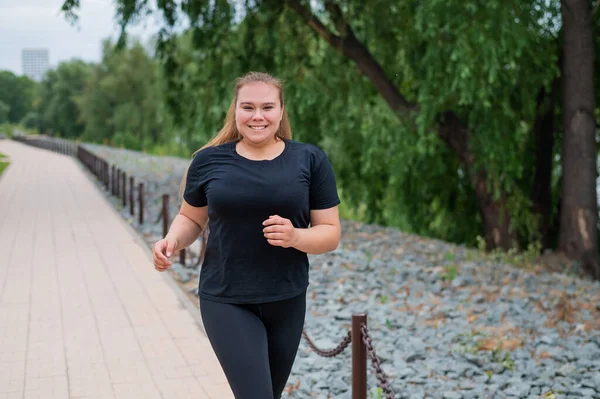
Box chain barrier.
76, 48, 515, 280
302, 330, 352, 357
361, 323, 395, 399
302, 324, 395, 397
301, 329, 352, 358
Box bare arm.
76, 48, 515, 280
292, 206, 341, 254
166, 200, 208, 252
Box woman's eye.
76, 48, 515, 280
243, 107, 253, 110
264, 107, 273, 110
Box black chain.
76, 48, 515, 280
302, 329, 352, 357
361, 324, 395, 399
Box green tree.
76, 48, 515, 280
77, 39, 165, 149
0, 101, 10, 123
0, 71, 37, 124
36, 60, 92, 138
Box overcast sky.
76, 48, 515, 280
0, 0, 162, 75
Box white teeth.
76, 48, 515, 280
249, 126, 267, 131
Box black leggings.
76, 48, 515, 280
199, 292, 306, 399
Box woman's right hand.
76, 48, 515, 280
153, 236, 178, 272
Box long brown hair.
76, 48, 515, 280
181, 71, 292, 265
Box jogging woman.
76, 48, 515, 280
152, 71, 341, 399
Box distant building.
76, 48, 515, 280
21, 48, 50, 81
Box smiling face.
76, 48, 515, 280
235, 82, 284, 144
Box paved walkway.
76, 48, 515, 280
0, 140, 234, 399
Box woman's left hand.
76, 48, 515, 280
262, 215, 298, 248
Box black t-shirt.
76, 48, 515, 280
183, 139, 340, 304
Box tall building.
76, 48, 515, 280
21, 48, 50, 82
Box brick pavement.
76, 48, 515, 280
0, 140, 234, 399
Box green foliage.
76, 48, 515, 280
372, 387, 384, 399
442, 265, 458, 282
491, 346, 515, 371
0, 71, 37, 124
0, 160, 9, 177
348, 0, 560, 243
36, 60, 92, 138
338, 191, 368, 221
0, 101, 9, 123
488, 240, 543, 269
0, 123, 14, 138
77, 39, 166, 149
466, 235, 544, 270
20, 112, 39, 129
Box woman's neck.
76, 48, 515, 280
237, 137, 284, 160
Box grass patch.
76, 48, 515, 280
460, 235, 544, 271
441, 264, 458, 281
0, 123, 13, 138
0, 161, 9, 177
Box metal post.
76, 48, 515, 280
114, 168, 118, 197
111, 165, 116, 195
352, 313, 367, 399
129, 177, 134, 216
117, 169, 122, 200
179, 249, 186, 266
162, 194, 169, 238
138, 183, 144, 224
121, 172, 126, 207
104, 161, 109, 189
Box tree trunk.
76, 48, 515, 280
474, 171, 515, 250
559, 0, 599, 279
436, 112, 516, 250
285, 0, 518, 249
532, 84, 557, 249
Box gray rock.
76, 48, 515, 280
408, 392, 425, 399
397, 367, 417, 379
557, 363, 577, 377
459, 380, 477, 390
442, 392, 461, 399
330, 378, 347, 392
578, 342, 600, 360
504, 382, 531, 397
406, 352, 427, 363
576, 388, 597, 397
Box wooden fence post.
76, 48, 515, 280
352, 313, 367, 399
